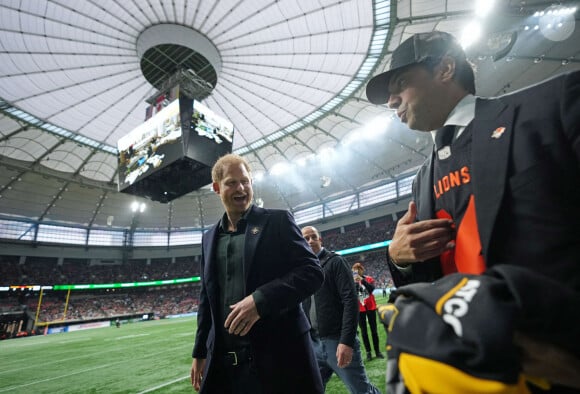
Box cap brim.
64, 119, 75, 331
366, 69, 396, 105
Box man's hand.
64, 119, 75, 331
225, 294, 261, 336
191, 358, 206, 392
389, 201, 455, 265
336, 343, 354, 368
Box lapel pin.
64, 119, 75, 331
250, 227, 260, 235
491, 127, 506, 139
437, 146, 451, 160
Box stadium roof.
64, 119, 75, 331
0, 0, 579, 233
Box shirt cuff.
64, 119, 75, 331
394, 262, 413, 275
388, 247, 413, 276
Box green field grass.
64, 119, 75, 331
0, 298, 389, 394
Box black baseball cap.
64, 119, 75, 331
366, 31, 466, 105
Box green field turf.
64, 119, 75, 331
0, 299, 389, 393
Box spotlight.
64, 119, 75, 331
539, 4, 575, 41
488, 31, 517, 61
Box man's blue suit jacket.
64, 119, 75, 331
192, 204, 324, 393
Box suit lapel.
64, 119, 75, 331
244, 205, 268, 281
417, 154, 435, 221
471, 97, 514, 260
202, 224, 219, 309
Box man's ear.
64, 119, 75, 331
438, 55, 456, 83
212, 182, 220, 194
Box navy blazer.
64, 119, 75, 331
389, 70, 580, 294
192, 204, 324, 393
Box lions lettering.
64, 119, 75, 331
433, 166, 471, 199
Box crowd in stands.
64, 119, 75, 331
0, 255, 200, 286
321, 215, 398, 288
0, 285, 200, 324
322, 216, 397, 252
1, 213, 401, 332
1, 214, 399, 287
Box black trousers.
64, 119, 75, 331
358, 309, 381, 355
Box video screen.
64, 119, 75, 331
190, 100, 234, 147
117, 99, 183, 187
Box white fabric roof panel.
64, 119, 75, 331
40, 142, 92, 173
0, 129, 60, 160
81, 152, 117, 182
0, 115, 20, 134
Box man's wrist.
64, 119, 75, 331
388, 247, 412, 271
387, 247, 404, 267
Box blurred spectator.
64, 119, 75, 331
352, 262, 384, 361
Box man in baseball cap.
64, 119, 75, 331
366, 31, 474, 105
365, 29, 580, 393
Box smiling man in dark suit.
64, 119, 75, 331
366, 31, 580, 392
190, 153, 324, 394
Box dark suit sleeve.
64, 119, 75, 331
253, 210, 323, 318
332, 255, 359, 347
560, 71, 580, 162
387, 248, 443, 287
192, 237, 211, 359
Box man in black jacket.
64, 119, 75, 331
191, 155, 324, 394
302, 226, 380, 394
366, 30, 580, 392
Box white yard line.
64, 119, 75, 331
109, 333, 151, 340
0, 344, 188, 392
137, 375, 190, 393
0, 362, 115, 392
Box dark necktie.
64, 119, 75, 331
435, 124, 456, 150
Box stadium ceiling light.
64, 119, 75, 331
538, 4, 576, 41
460, 21, 483, 48
475, 0, 495, 18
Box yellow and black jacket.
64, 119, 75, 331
379, 265, 580, 394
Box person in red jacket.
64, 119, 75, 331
352, 262, 384, 361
